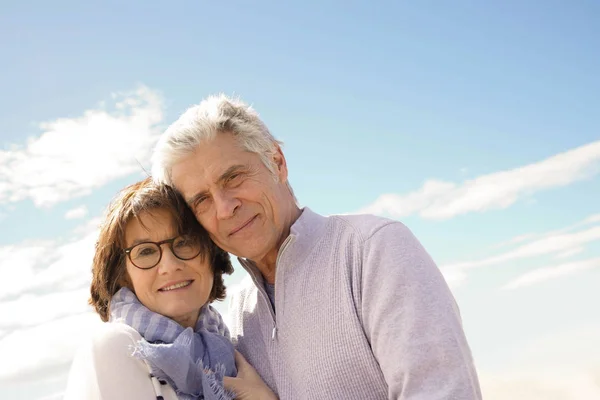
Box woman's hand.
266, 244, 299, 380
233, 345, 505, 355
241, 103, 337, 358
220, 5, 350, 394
223, 350, 278, 400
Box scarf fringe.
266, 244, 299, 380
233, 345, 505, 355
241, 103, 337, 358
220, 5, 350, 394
131, 341, 234, 400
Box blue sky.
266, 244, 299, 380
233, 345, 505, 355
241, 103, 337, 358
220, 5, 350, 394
1, 1, 599, 399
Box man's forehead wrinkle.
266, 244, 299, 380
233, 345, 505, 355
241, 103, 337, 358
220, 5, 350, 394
246, 162, 260, 174
222, 163, 251, 177
181, 163, 238, 205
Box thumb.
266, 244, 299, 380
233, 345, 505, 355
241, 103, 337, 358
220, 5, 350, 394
233, 350, 259, 379
223, 376, 245, 395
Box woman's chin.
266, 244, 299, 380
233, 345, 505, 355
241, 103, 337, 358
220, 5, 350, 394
161, 306, 202, 325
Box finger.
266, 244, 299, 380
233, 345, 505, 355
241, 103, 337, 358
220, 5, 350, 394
233, 350, 257, 379
233, 350, 250, 367
223, 376, 236, 389
223, 377, 244, 398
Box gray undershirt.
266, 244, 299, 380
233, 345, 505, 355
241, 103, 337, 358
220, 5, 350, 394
264, 282, 276, 313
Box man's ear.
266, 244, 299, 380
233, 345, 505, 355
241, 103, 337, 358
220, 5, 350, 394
272, 145, 288, 183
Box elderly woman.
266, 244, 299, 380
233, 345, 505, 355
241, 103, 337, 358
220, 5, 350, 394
64, 178, 275, 400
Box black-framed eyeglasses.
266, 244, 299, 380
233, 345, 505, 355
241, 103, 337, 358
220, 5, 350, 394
123, 235, 202, 270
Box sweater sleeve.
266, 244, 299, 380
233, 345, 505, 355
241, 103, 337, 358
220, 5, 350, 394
63, 323, 175, 400
361, 222, 482, 400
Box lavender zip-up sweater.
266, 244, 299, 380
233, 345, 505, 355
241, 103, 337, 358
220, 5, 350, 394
229, 208, 482, 400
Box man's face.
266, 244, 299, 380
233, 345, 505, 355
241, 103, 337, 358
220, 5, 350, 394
170, 132, 291, 263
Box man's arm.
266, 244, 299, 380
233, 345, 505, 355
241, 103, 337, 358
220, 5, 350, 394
361, 222, 482, 399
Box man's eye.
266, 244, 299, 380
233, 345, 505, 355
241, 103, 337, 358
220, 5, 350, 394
227, 173, 243, 185
193, 196, 211, 214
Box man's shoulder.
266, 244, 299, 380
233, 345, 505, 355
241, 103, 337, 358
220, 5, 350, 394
328, 212, 407, 242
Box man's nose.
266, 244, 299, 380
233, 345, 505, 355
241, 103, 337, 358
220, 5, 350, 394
214, 191, 241, 220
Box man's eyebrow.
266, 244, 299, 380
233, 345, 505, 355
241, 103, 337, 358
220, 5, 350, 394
186, 164, 247, 206
217, 164, 247, 184
187, 190, 208, 207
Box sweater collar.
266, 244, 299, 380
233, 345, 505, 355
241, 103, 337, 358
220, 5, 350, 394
238, 207, 328, 283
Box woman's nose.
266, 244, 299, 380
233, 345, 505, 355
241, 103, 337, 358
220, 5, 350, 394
156, 246, 184, 274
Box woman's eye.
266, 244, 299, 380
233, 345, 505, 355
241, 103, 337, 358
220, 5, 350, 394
136, 246, 157, 257
175, 238, 191, 247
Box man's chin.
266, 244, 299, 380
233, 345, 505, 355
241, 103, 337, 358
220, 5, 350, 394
235, 249, 262, 262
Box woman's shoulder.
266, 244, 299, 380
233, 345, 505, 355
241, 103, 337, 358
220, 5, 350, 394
65, 323, 179, 399
88, 322, 142, 356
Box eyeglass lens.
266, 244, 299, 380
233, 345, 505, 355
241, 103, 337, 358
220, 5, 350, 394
129, 236, 201, 269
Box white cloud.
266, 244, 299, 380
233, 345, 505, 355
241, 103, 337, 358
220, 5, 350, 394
361, 140, 600, 219
481, 371, 600, 400
444, 225, 600, 271
555, 247, 584, 259
584, 214, 600, 224
64, 205, 88, 220
0, 288, 93, 330
480, 325, 600, 400
39, 392, 66, 400
0, 218, 102, 385
491, 213, 600, 251
0, 85, 163, 208
490, 232, 538, 250
441, 213, 600, 288
440, 267, 468, 290
501, 257, 600, 290
0, 312, 102, 383
0, 222, 98, 302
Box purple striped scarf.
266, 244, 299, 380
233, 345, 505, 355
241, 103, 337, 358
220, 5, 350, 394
110, 287, 237, 400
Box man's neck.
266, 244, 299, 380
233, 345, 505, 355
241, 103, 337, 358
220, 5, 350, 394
254, 205, 302, 284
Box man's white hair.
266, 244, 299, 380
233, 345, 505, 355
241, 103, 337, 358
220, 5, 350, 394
152, 94, 296, 200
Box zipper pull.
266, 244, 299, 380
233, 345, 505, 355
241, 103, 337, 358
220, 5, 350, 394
271, 326, 277, 340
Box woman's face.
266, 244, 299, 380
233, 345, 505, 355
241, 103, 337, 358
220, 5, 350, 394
123, 208, 214, 328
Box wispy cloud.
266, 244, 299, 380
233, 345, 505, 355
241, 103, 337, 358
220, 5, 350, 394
0, 223, 98, 302
491, 213, 600, 250
0, 312, 102, 383
0, 288, 92, 331
361, 141, 600, 219
441, 213, 600, 288
480, 325, 600, 400
444, 225, 600, 273
502, 257, 600, 290
0, 218, 101, 385
39, 392, 66, 400
0, 85, 163, 208
64, 205, 88, 220
555, 247, 585, 259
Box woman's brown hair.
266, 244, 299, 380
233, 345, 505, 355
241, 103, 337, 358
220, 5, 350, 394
90, 177, 233, 321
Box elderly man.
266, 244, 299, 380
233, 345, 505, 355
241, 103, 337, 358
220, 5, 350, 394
152, 95, 482, 399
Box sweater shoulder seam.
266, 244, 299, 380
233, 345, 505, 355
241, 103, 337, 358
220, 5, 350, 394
330, 216, 399, 244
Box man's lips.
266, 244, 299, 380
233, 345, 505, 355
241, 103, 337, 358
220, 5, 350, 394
229, 215, 257, 236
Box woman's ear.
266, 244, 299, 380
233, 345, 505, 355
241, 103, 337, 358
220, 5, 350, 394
117, 268, 133, 291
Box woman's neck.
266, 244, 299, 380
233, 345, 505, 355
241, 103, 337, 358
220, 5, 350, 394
173, 309, 201, 329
